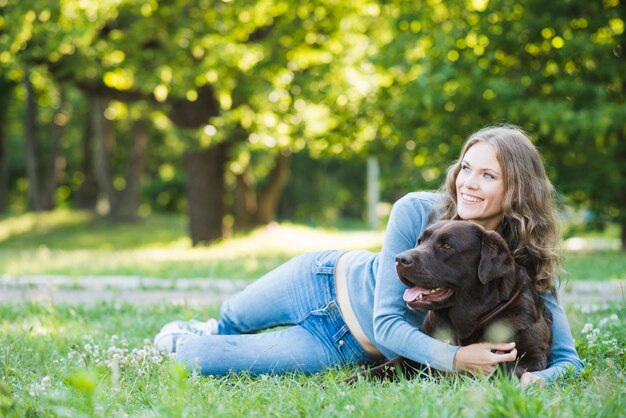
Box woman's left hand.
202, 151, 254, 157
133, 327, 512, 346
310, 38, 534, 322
520, 372, 544, 387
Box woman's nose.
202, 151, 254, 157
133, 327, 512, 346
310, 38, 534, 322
464, 174, 479, 189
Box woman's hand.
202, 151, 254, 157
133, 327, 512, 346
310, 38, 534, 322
520, 372, 544, 387
453, 342, 517, 375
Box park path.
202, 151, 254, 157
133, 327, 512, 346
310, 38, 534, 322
0, 275, 624, 306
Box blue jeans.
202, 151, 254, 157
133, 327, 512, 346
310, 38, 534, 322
176, 250, 380, 375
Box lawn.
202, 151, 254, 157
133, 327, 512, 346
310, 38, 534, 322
0, 210, 624, 416
0, 300, 623, 417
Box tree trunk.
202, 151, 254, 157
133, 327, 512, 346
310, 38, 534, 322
0, 79, 12, 212
91, 96, 115, 214
618, 130, 626, 251
109, 118, 148, 220
234, 165, 257, 229
74, 99, 98, 209
24, 72, 42, 211
255, 151, 291, 225
618, 14, 626, 252
185, 143, 229, 245
0, 114, 7, 212
366, 156, 380, 229
41, 99, 68, 211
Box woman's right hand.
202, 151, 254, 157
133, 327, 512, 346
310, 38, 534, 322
453, 342, 517, 375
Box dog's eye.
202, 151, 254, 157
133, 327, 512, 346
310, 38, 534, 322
441, 242, 453, 249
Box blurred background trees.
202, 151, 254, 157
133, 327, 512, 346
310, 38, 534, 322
0, 0, 624, 248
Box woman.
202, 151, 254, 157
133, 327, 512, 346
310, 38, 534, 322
155, 124, 583, 386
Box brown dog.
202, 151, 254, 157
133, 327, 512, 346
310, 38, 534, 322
346, 220, 552, 383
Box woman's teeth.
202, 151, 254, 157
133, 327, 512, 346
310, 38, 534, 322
462, 194, 482, 203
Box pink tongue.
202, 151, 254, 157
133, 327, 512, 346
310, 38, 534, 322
403, 286, 429, 302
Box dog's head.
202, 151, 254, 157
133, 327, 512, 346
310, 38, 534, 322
396, 220, 515, 311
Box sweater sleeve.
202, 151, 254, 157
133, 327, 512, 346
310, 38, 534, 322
531, 288, 585, 381
372, 192, 460, 371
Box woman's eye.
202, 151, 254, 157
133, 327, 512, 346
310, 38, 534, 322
461, 165, 470, 172
483, 173, 495, 180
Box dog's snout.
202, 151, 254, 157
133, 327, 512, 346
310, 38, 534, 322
396, 253, 414, 267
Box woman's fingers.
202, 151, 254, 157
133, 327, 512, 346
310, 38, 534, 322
520, 372, 544, 387
454, 342, 517, 374
488, 342, 516, 352
491, 347, 517, 363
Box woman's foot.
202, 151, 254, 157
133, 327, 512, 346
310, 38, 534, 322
154, 318, 218, 354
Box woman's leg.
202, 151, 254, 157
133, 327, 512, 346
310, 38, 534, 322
218, 251, 340, 334
178, 323, 334, 375
175, 250, 380, 375
177, 295, 376, 375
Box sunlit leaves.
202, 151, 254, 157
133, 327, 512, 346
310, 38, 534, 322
103, 69, 133, 90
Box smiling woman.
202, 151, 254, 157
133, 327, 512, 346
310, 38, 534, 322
155, 124, 583, 387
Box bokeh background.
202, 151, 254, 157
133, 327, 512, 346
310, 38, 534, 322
0, 0, 624, 248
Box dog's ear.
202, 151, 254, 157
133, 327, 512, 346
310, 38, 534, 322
478, 230, 515, 284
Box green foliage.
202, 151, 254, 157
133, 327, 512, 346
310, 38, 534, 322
279, 152, 368, 223
1, 0, 624, 240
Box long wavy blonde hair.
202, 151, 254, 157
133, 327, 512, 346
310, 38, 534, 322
437, 124, 562, 294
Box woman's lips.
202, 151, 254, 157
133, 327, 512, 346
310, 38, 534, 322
460, 193, 483, 204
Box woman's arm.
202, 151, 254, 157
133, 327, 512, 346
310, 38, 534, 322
531, 288, 585, 382
372, 192, 462, 371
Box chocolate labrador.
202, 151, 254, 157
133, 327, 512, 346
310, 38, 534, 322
346, 220, 552, 383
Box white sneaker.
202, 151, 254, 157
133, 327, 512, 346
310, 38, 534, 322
159, 318, 219, 336
154, 329, 197, 354
154, 318, 218, 354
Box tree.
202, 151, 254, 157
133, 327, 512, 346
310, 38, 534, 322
451, 0, 626, 248
366, 0, 626, 248
2, 0, 394, 243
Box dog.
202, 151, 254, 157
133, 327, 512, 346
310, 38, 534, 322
346, 220, 552, 383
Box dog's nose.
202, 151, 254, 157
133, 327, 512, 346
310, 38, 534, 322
395, 253, 413, 266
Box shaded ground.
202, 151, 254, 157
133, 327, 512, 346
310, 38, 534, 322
1, 275, 624, 306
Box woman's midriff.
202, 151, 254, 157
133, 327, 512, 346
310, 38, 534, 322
335, 252, 383, 357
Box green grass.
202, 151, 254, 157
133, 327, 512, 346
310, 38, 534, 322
563, 251, 626, 281
0, 301, 623, 417
0, 211, 624, 415
0, 210, 624, 280
0, 210, 386, 279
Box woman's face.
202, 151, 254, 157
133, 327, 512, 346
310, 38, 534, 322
455, 141, 506, 230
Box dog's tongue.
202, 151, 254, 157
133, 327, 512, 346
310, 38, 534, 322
403, 286, 429, 302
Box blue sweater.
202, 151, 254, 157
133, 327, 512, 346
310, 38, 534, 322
343, 192, 584, 381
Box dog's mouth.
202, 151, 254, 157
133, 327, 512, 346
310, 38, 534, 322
403, 285, 454, 309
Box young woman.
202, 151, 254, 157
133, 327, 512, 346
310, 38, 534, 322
155, 124, 584, 386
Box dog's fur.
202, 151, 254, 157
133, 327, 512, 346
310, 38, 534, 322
346, 220, 552, 383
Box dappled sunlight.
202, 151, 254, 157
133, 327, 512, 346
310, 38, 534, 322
1, 312, 90, 344
0, 210, 189, 250
484, 321, 515, 343
213, 223, 384, 256
0, 222, 384, 281
0, 210, 94, 244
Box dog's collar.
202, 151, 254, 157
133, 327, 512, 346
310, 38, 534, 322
458, 278, 525, 346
